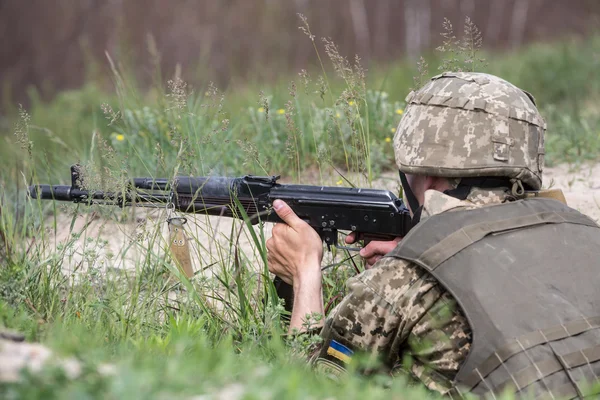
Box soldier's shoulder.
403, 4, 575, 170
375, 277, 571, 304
356, 256, 438, 305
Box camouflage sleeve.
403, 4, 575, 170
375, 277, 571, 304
312, 256, 472, 395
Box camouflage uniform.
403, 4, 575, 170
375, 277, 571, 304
313, 187, 509, 395
312, 72, 551, 396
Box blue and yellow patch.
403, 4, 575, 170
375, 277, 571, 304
326, 340, 354, 364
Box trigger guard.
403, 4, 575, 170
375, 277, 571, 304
319, 228, 338, 250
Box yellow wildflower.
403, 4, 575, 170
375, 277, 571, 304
116, 134, 125, 142
385, 137, 392, 143
390, 127, 396, 133
336, 112, 341, 118
336, 179, 343, 185
396, 109, 404, 115
277, 109, 285, 115
348, 101, 355, 106
258, 107, 265, 113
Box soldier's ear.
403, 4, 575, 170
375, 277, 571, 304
429, 176, 450, 192
425, 176, 436, 190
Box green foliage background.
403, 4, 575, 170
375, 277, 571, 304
0, 27, 599, 399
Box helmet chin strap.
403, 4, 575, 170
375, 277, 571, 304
399, 172, 514, 226
443, 177, 514, 200
399, 171, 423, 225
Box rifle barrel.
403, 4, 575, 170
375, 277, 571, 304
131, 178, 170, 190
28, 184, 173, 206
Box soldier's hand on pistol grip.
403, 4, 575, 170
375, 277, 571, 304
345, 232, 402, 268
266, 200, 324, 286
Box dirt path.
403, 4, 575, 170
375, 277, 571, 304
42, 163, 600, 275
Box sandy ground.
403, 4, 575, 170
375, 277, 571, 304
37, 162, 600, 276
42, 208, 273, 278
541, 163, 600, 222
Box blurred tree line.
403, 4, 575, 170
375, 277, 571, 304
1, 0, 599, 106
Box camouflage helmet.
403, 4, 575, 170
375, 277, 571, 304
394, 72, 546, 190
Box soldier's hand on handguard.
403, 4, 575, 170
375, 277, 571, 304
345, 233, 402, 268
266, 200, 324, 287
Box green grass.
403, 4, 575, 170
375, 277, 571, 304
1, 32, 600, 399
0, 304, 441, 400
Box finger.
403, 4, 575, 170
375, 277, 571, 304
359, 242, 379, 259
272, 199, 304, 230
345, 232, 357, 244
359, 240, 400, 259
267, 257, 276, 272
272, 223, 285, 236
266, 251, 279, 271
365, 255, 383, 268
268, 262, 279, 275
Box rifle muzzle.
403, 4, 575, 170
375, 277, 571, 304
28, 184, 72, 201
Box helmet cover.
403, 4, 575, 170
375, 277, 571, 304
394, 72, 546, 189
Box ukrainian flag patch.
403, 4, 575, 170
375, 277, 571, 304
326, 340, 353, 364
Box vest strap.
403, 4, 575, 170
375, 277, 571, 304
492, 344, 600, 395
458, 316, 600, 392
534, 380, 600, 399
413, 211, 598, 271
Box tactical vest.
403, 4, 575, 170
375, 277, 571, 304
387, 198, 600, 399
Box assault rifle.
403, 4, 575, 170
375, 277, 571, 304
29, 165, 412, 312
28, 165, 412, 249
